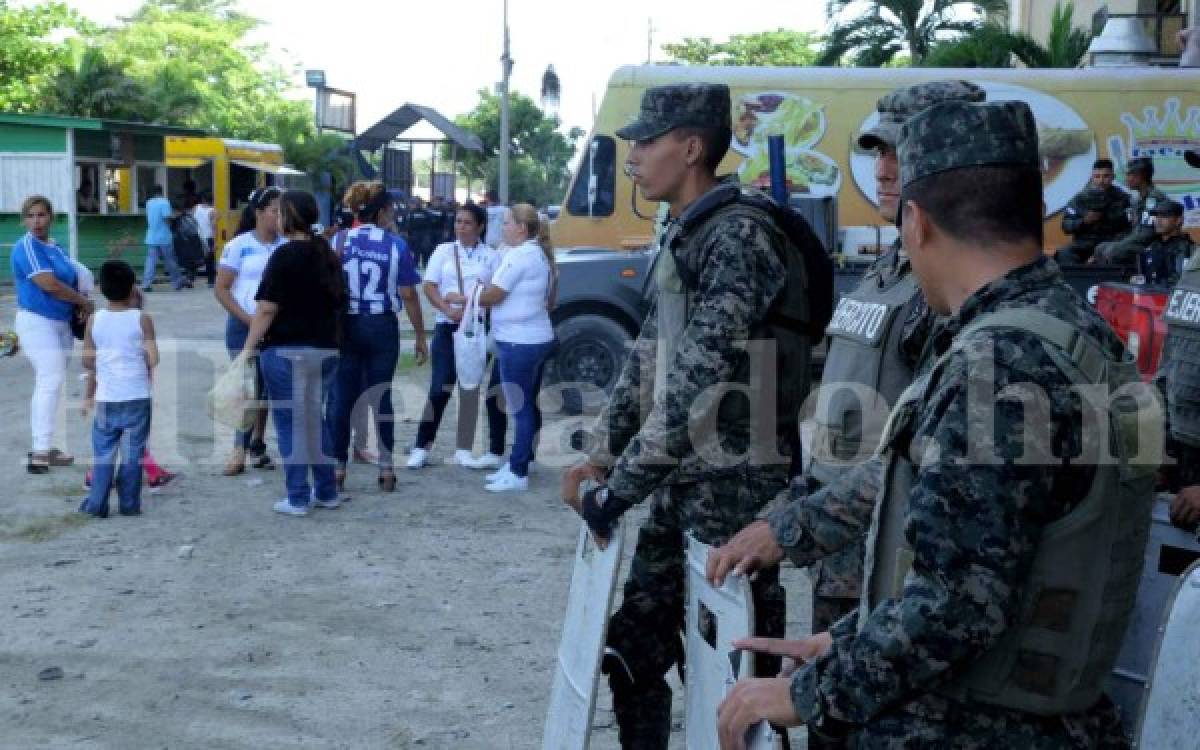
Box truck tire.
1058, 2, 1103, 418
545, 314, 633, 415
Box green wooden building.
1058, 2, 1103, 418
0, 113, 205, 283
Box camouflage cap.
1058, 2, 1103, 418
1150, 198, 1184, 217
857, 80, 985, 151
1185, 150, 1200, 169
898, 100, 1039, 188
614, 83, 731, 142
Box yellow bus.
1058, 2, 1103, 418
165, 137, 304, 254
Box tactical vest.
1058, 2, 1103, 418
656, 198, 811, 482
860, 309, 1159, 716
809, 258, 920, 487
1162, 258, 1200, 447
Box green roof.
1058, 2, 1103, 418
0, 112, 205, 136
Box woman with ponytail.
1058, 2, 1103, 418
475, 202, 558, 493
328, 181, 427, 492
239, 190, 346, 516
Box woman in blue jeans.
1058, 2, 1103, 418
213, 187, 284, 475
328, 181, 427, 491
240, 191, 346, 516
477, 203, 558, 493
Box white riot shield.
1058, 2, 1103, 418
1135, 559, 1200, 748
542, 518, 625, 750
685, 534, 780, 750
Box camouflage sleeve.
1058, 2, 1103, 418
765, 457, 883, 568
1105, 194, 1132, 236
586, 302, 658, 468
604, 216, 785, 503
1060, 194, 1085, 235
897, 292, 934, 371
787, 337, 1077, 726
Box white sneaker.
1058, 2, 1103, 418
463, 452, 504, 471
273, 498, 308, 516
406, 447, 429, 470
485, 463, 512, 482
450, 450, 476, 467
485, 472, 528, 493
309, 490, 343, 509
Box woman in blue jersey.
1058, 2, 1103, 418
329, 181, 428, 491
11, 195, 94, 473
214, 187, 285, 475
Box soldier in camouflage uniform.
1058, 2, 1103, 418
1137, 199, 1195, 285
805, 81, 982, 650
1094, 156, 1171, 265
1056, 159, 1131, 264
560, 83, 809, 749
712, 100, 1160, 747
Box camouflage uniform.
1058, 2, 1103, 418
806, 81, 982, 640
769, 101, 1143, 746
1057, 184, 1131, 264
587, 84, 795, 749
1094, 160, 1171, 264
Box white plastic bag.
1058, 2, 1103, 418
453, 285, 488, 390
206, 354, 256, 431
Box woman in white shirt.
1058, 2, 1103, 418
213, 187, 285, 475
476, 203, 557, 492
409, 202, 502, 469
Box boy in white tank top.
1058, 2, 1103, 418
79, 260, 159, 518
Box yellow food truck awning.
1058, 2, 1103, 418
167, 156, 209, 168
230, 159, 305, 176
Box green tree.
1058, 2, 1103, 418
452, 89, 584, 207
924, 2, 1094, 68
0, 1, 87, 112
50, 44, 150, 120
662, 29, 823, 66
818, 0, 1008, 66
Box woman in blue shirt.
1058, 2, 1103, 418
11, 195, 94, 473
329, 181, 427, 491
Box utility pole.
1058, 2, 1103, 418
499, 0, 513, 205
646, 18, 655, 64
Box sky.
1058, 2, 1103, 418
34, 0, 827, 138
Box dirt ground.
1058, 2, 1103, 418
0, 284, 813, 749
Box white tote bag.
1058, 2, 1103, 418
453, 284, 488, 390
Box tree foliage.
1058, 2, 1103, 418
662, 29, 823, 66
819, 0, 1008, 66
451, 89, 584, 207
924, 1, 1094, 68
0, 1, 89, 112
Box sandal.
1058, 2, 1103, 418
27, 452, 50, 475
378, 468, 396, 492
222, 448, 246, 476
248, 442, 275, 470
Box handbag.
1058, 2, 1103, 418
453, 283, 488, 390
206, 354, 257, 431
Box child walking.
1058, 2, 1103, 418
79, 260, 159, 518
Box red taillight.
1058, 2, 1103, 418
1094, 283, 1169, 381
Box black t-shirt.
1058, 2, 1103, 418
255, 239, 344, 349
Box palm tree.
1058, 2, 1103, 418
818, 0, 1009, 66
51, 45, 150, 120
924, 1, 1094, 68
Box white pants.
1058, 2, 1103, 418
15, 310, 73, 452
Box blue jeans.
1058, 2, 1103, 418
142, 242, 183, 290
224, 316, 266, 450
496, 340, 555, 478
80, 399, 152, 517
329, 313, 399, 466
259, 346, 339, 507
415, 322, 502, 452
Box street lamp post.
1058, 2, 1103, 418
498, 0, 513, 205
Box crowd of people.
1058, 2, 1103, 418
9, 176, 559, 519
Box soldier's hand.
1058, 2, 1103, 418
561, 460, 607, 507
1170, 486, 1200, 527
733, 633, 833, 677
706, 520, 785, 587
717, 678, 800, 750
